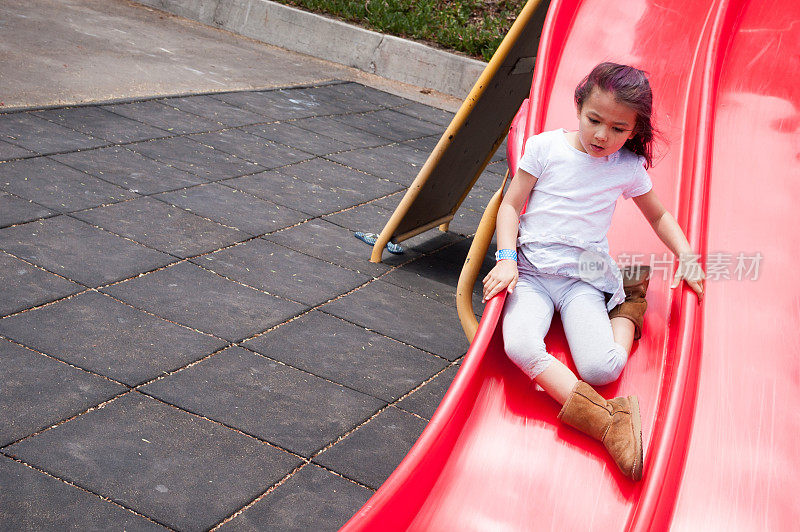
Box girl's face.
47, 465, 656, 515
575, 87, 637, 158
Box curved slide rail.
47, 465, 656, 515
342, 0, 798, 529
663, 1, 800, 529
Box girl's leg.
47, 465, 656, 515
505, 276, 643, 479
610, 317, 635, 354
502, 275, 579, 404
534, 359, 579, 405
556, 280, 643, 479
559, 282, 629, 386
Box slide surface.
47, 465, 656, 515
343, 0, 800, 529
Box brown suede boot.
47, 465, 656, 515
557, 381, 643, 481
609, 265, 651, 340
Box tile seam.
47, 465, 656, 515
0, 453, 173, 530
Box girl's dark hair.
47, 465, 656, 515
574, 62, 656, 168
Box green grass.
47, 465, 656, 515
274, 0, 528, 61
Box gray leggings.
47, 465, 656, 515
502, 272, 628, 386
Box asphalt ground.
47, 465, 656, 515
1, 1, 508, 530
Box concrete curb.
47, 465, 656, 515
134, 0, 486, 98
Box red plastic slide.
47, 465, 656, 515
342, 0, 799, 529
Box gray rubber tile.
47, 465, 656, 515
245, 310, 446, 402
394, 139, 436, 166
371, 190, 403, 212
0, 139, 35, 160
74, 197, 247, 258
210, 91, 289, 119
484, 159, 508, 176
313, 406, 426, 490
259, 196, 461, 267
321, 280, 469, 360
191, 239, 368, 306
0, 190, 54, 227
443, 203, 484, 237
188, 129, 313, 169
322, 203, 464, 258
325, 210, 464, 265
396, 364, 461, 420
5, 392, 301, 532
0, 112, 106, 154
264, 219, 409, 277
142, 346, 383, 457
279, 157, 402, 199
490, 138, 509, 163
426, 236, 496, 273
352, 138, 431, 165
402, 135, 439, 153
52, 146, 205, 195
300, 80, 383, 106
473, 168, 507, 194
155, 183, 307, 236
380, 184, 492, 239
0, 215, 174, 286
32, 106, 169, 144
397, 229, 467, 257
371, 193, 483, 246
262, 86, 354, 117
326, 145, 421, 186
0, 252, 82, 316
241, 122, 352, 156
297, 84, 380, 113
158, 94, 269, 127
104, 100, 222, 135
461, 183, 500, 212
220, 464, 371, 532
0, 157, 137, 212
102, 262, 306, 342
322, 202, 394, 233
321, 204, 467, 260
367, 197, 479, 253
0, 291, 227, 385
382, 254, 485, 315
127, 136, 263, 180
213, 89, 346, 120
361, 205, 461, 257
223, 170, 361, 217
424, 241, 495, 313
0, 338, 125, 446
291, 116, 392, 149
394, 101, 455, 127
0, 456, 164, 531
326, 82, 411, 109
331, 109, 444, 142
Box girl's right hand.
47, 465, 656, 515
482, 260, 519, 302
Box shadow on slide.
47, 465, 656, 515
342, 0, 799, 529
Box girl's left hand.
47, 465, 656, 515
482, 260, 519, 303
671, 255, 705, 303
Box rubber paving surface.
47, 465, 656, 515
0, 81, 507, 530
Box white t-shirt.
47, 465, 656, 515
515, 129, 652, 309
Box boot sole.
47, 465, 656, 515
629, 395, 643, 481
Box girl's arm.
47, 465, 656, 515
632, 190, 705, 302
482, 168, 538, 302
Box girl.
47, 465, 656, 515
481, 63, 705, 481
